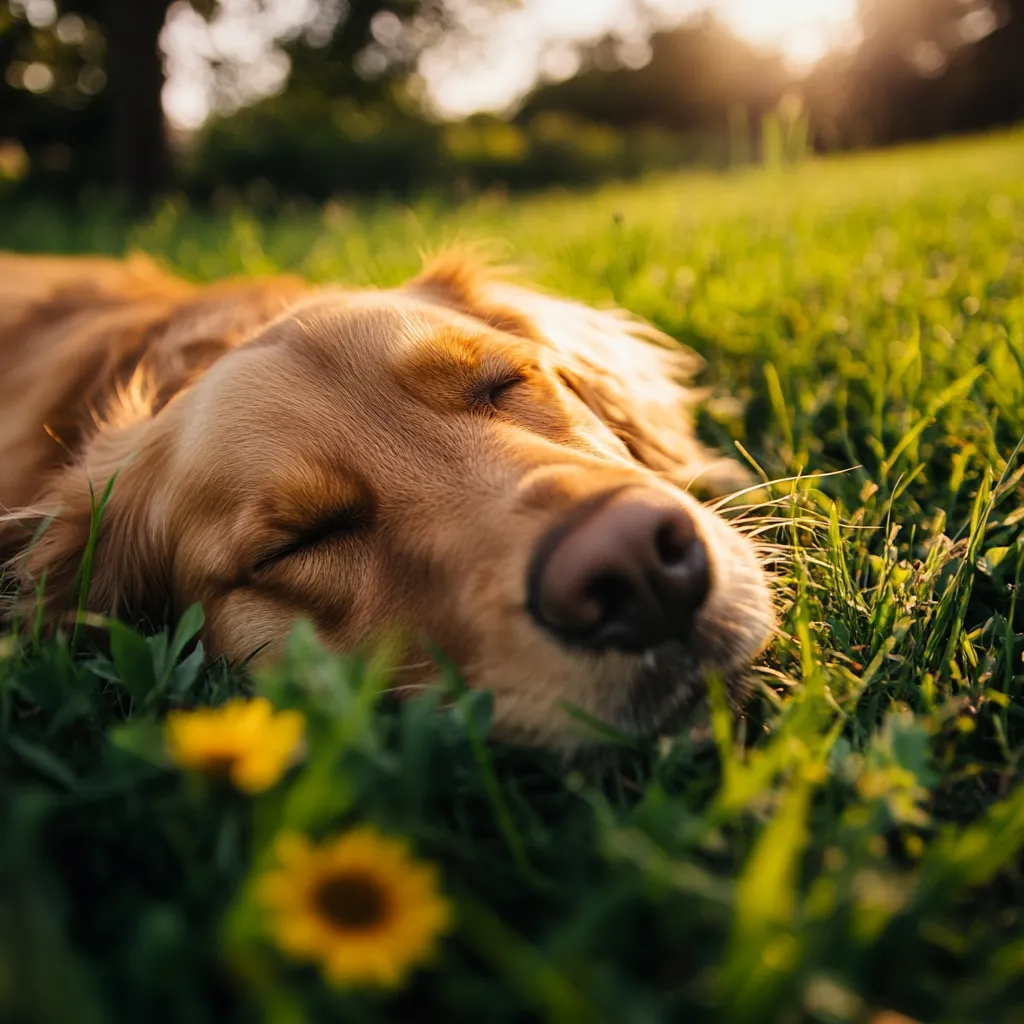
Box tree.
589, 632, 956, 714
517, 16, 788, 138
0, 0, 109, 187
1, 0, 175, 203
106, 0, 173, 204
0, 0, 418, 205
804, 0, 1022, 149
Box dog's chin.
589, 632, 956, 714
477, 589, 771, 750
610, 641, 712, 738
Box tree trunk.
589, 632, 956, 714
105, 0, 172, 207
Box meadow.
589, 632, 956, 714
3, 128, 1024, 1023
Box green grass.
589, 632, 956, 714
4, 127, 1024, 1024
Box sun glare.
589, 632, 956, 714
421, 0, 863, 119
161, 0, 863, 129
713, 0, 859, 68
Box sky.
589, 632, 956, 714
161, 0, 860, 130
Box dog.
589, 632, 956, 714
0, 251, 773, 747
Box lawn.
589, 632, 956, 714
3, 128, 1024, 1024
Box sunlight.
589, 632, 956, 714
160, 0, 863, 129
714, 0, 859, 68
420, 0, 862, 120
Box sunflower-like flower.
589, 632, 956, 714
164, 697, 305, 793
257, 829, 451, 988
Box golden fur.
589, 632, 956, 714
0, 251, 772, 747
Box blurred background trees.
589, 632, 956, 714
806, 0, 1024, 147
1, 0, 1022, 206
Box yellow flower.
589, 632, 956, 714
164, 697, 305, 793
257, 829, 451, 988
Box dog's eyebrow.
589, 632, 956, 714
402, 320, 490, 360
246, 468, 370, 532
390, 327, 505, 405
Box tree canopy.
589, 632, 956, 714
1, 0, 1022, 204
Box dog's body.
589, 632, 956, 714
0, 251, 772, 747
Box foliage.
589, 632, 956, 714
0, 0, 111, 186
4, 0, 1024, 202
807, 0, 1024, 149
187, 100, 726, 201
3, 129, 1024, 1022
518, 14, 790, 136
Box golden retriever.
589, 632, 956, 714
0, 251, 772, 747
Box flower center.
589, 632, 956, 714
201, 751, 240, 774
313, 872, 388, 931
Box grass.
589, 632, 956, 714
3, 127, 1024, 1024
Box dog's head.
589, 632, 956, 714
24, 259, 774, 747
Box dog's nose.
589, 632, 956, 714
527, 488, 710, 652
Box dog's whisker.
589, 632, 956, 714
389, 659, 436, 674
385, 683, 435, 696
732, 514, 830, 528
718, 493, 829, 514
736, 521, 831, 539
705, 465, 863, 512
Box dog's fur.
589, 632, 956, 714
0, 251, 773, 747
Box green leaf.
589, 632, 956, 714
5, 735, 79, 791
557, 701, 643, 748
146, 632, 169, 680
170, 641, 206, 696
108, 621, 157, 703
978, 545, 1012, 580
106, 720, 170, 769
399, 687, 443, 815
72, 470, 120, 650
84, 654, 121, 684
166, 603, 205, 676
720, 779, 813, 1019
453, 688, 494, 739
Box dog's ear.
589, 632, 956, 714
13, 420, 172, 630
410, 255, 752, 499
407, 252, 542, 339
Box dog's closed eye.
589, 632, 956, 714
253, 504, 373, 573
468, 369, 529, 412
